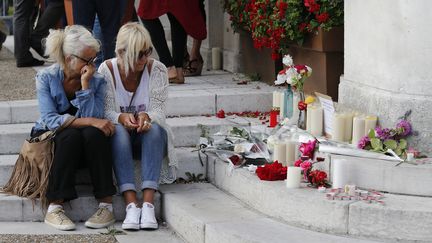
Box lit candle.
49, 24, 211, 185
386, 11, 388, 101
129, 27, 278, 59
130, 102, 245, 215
332, 159, 350, 189
364, 115, 377, 135
272, 91, 280, 108
332, 113, 345, 142
211, 47, 222, 70
273, 142, 286, 165
285, 140, 296, 166
352, 115, 365, 145
309, 105, 323, 136
286, 166, 302, 188
343, 112, 354, 142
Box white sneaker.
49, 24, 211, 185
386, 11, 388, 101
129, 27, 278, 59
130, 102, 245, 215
122, 203, 141, 230
140, 202, 158, 230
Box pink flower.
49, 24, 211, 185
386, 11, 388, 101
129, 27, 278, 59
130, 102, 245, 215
357, 136, 370, 149
300, 161, 312, 171
299, 140, 317, 158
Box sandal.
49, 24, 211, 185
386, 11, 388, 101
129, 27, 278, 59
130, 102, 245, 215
169, 68, 185, 84
183, 58, 203, 77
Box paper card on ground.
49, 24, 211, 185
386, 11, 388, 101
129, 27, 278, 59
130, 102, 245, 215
315, 92, 335, 137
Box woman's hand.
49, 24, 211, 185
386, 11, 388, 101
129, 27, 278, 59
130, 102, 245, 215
136, 112, 151, 133
80, 64, 96, 90
92, 118, 115, 136
119, 113, 139, 130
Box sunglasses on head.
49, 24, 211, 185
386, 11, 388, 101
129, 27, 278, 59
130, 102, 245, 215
72, 54, 97, 65
138, 47, 153, 59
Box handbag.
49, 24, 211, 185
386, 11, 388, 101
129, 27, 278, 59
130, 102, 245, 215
1, 116, 76, 208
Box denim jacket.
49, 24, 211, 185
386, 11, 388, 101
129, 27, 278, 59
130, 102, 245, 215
33, 64, 107, 132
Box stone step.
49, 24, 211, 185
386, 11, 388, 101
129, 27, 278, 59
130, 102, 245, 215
0, 186, 160, 222
0, 147, 206, 187
0, 116, 260, 154
159, 183, 378, 243
0, 82, 273, 124
0, 222, 185, 243
207, 156, 432, 242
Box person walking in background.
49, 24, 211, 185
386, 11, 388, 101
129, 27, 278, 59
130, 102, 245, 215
138, 0, 206, 84
72, 0, 122, 61
33, 25, 116, 230
99, 23, 177, 230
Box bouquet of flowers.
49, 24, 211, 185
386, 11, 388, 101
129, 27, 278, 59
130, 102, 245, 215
357, 111, 414, 159
293, 139, 329, 187
274, 54, 312, 92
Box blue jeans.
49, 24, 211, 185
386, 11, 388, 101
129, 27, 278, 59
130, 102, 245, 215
112, 123, 167, 193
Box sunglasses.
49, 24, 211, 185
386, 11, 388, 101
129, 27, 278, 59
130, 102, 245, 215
72, 54, 97, 65
138, 47, 153, 59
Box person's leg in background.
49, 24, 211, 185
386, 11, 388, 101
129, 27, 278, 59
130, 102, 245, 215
184, 0, 205, 77
167, 13, 187, 84
30, 0, 65, 57
71, 0, 96, 33
13, 0, 44, 67
141, 17, 177, 81
94, 0, 121, 60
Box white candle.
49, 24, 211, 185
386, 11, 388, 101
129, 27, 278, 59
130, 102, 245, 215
286, 166, 302, 188
332, 113, 345, 142
279, 91, 286, 119
273, 142, 286, 165
292, 93, 300, 124
211, 47, 222, 70
352, 115, 365, 145
364, 115, 377, 135
332, 159, 350, 189
306, 107, 312, 133
406, 152, 414, 161
294, 142, 300, 160
285, 140, 296, 166
343, 112, 354, 142
272, 91, 280, 108
309, 105, 323, 136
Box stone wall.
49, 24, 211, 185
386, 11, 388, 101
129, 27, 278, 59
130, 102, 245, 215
339, 0, 432, 154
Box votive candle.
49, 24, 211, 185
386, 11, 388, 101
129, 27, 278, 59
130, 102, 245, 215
286, 166, 302, 188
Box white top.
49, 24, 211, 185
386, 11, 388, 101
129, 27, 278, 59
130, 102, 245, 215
111, 58, 149, 114
99, 58, 177, 184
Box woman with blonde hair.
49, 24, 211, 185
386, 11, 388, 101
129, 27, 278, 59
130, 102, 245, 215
33, 25, 116, 230
100, 22, 177, 230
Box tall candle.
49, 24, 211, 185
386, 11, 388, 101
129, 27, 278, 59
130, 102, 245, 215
364, 115, 377, 135
294, 142, 300, 160
285, 140, 296, 166
211, 47, 222, 70
352, 115, 365, 145
332, 159, 350, 189
272, 91, 280, 108
309, 105, 323, 136
306, 107, 312, 133
343, 112, 354, 142
273, 142, 286, 164
279, 91, 286, 119
332, 113, 345, 142
286, 166, 302, 188
292, 93, 300, 125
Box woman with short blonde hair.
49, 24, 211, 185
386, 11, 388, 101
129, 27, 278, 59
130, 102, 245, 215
100, 22, 177, 230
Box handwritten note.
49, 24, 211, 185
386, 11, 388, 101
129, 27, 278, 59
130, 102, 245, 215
315, 92, 335, 136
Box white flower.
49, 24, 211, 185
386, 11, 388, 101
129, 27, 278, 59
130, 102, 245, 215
306, 65, 312, 77
285, 67, 298, 84
274, 73, 287, 85
282, 54, 293, 66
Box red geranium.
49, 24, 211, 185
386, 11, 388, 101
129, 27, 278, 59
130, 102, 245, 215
307, 170, 327, 187
256, 161, 287, 181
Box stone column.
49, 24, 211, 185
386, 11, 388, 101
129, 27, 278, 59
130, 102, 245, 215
339, 0, 432, 154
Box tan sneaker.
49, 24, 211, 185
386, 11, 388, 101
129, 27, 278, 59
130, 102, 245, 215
85, 207, 115, 229
44, 208, 76, 231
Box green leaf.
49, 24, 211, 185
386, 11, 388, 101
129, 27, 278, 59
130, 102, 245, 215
398, 139, 407, 149
370, 138, 383, 150
368, 129, 376, 139
383, 139, 397, 150
395, 148, 403, 156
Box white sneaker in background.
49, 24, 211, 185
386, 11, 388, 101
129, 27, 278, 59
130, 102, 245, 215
122, 203, 141, 230
140, 202, 158, 230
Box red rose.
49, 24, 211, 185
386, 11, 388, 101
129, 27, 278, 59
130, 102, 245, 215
216, 109, 225, 118
316, 12, 329, 23
308, 170, 327, 186
294, 159, 302, 167
298, 101, 307, 111
256, 162, 287, 181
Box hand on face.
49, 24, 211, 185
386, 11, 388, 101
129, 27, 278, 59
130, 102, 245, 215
80, 64, 96, 89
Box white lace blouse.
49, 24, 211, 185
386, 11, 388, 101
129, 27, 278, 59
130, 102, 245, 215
99, 58, 177, 184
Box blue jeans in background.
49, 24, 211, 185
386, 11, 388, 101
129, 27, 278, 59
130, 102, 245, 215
112, 123, 167, 193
